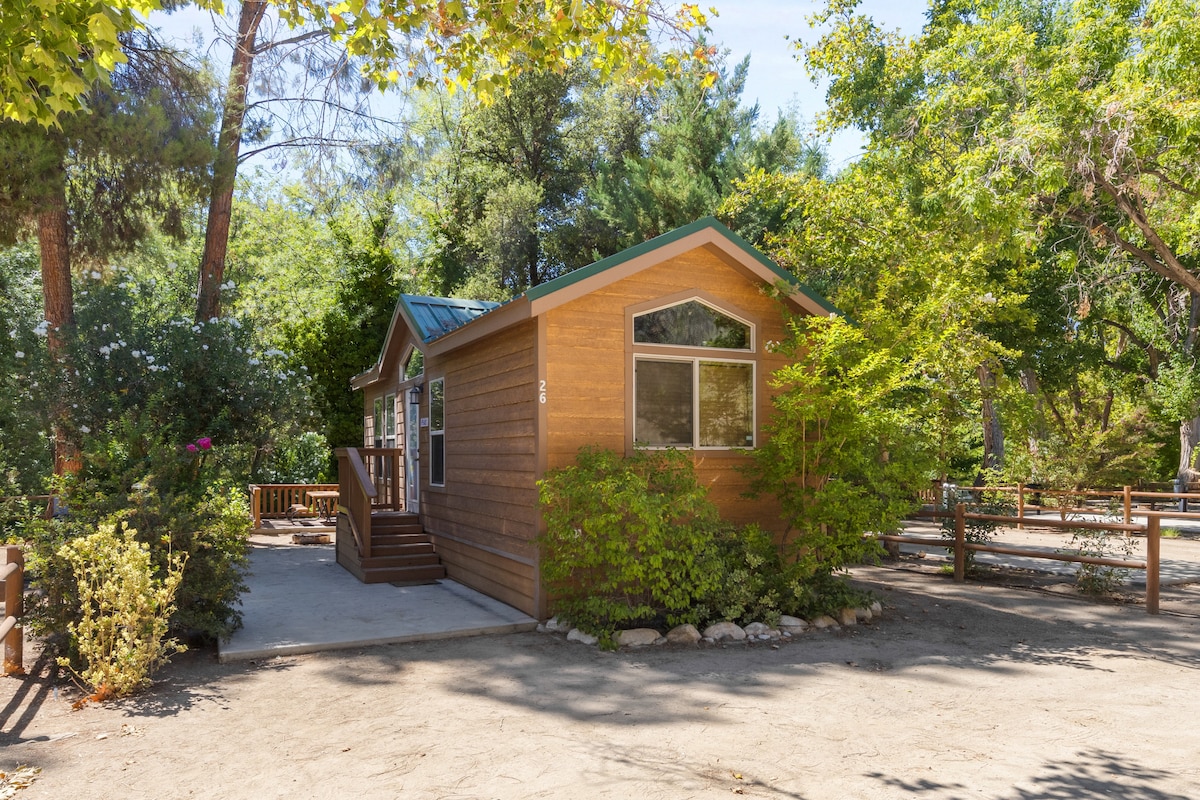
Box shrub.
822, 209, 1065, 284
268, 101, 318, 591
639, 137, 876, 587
538, 447, 726, 635
21, 437, 250, 650
57, 525, 186, 701
1068, 526, 1135, 596
539, 447, 879, 637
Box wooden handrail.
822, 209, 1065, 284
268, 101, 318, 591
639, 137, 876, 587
337, 449, 377, 500
335, 448, 376, 559
2, 546, 24, 675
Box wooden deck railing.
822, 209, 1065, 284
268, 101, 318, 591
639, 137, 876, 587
335, 448, 378, 560
357, 448, 404, 512
2, 546, 24, 676
882, 504, 1161, 614
248, 484, 339, 529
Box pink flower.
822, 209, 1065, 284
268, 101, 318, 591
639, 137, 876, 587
197, 437, 212, 450
186, 443, 198, 453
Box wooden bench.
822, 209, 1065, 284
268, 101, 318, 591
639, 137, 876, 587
285, 503, 309, 522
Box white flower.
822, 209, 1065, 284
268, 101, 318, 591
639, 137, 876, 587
145, 355, 154, 364
80, 425, 91, 433
90, 270, 101, 280
99, 346, 111, 356
14, 351, 23, 358
202, 344, 209, 350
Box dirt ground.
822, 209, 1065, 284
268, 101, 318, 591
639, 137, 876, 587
3, 562, 1200, 800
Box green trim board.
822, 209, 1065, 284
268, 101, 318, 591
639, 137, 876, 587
524, 217, 839, 316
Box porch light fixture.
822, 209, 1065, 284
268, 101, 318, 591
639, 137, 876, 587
408, 383, 423, 405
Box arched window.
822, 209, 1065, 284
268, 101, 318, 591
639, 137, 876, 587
632, 298, 756, 449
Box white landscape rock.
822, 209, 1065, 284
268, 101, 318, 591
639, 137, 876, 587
854, 607, 873, 622
544, 616, 572, 633
566, 628, 599, 646
617, 628, 663, 647
870, 601, 883, 617
810, 615, 839, 630
838, 607, 859, 626
743, 622, 773, 637
666, 624, 702, 644
702, 621, 747, 641
778, 615, 808, 633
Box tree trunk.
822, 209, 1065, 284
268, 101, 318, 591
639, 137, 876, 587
196, 0, 266, 322
978, 364, 1004, 474
1179, 416, 1200, 485
1177, 293, 1200, 484
37, 172, 80, 474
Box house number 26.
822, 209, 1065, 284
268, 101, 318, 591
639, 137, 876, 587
539, 380, 547, 404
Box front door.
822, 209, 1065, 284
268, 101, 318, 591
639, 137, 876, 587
405, 398, 420, 510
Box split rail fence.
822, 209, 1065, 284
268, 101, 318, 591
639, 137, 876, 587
1, 545, 24, 675
876, 503, 1161, 614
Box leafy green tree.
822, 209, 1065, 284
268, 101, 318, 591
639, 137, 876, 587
0, 33, 216, 472
289, 202, 402, 450
747, 314, 935, 573
595, 50, 821, 247
805, 0, 1200, 482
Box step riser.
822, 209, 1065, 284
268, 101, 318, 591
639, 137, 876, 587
362, 554, 442, 569
360, 565, 446, 584
371, 545, 436, 558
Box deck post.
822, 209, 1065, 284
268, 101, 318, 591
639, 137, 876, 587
2, 546, 23, 676
1123, 485, 1132, 527
953, 503, 966, 583
1145, 516, 1160, 615
1017, 483, 1025, 530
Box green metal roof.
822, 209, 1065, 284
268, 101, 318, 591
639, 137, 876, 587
525, 216, 839, 316
399, 294, 502, 343
403, 218, 838, 346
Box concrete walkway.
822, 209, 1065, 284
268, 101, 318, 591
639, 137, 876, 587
218, 543, 537, 663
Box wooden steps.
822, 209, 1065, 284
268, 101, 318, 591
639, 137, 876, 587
336, 511, 447, 584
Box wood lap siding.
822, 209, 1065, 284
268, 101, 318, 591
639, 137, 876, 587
423, 320, 540, 614
544, 246, 796, 535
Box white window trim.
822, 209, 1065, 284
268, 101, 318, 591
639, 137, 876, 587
429, 377, 446, 487
632, 296, 756, 352
633, 355, 756, 450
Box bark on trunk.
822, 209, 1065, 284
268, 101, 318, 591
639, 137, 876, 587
1179, 416, 1200, 485
978, 364, 1004, 474
1178, 293, 1200, 484
196, 0, 266, 322
37, 175, 80, 474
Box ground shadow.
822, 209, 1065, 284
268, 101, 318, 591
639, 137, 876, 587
867, 749, 1193, 800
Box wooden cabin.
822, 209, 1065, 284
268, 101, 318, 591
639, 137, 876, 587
339, 217, 836, 617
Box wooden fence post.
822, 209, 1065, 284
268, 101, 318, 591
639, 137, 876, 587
954, 503, 966, 583
1145, 516, 1160, 615
1123, 485, 1132, 527
2, 546, 23, 676
1017, 483, 1025, 530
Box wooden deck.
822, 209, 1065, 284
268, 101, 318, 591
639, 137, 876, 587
252, 517, 336, 535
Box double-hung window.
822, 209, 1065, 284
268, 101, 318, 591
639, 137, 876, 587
632, 299, 755, 449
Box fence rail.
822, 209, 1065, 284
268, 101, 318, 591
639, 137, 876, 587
2, 545, 24, 676
879, 504, 1160, 614
927, 482, 1200, 526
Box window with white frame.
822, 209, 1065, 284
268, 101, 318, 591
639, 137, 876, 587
371, 397, 384, 448
429, 378, 445, 486
632, 299, 755, 449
